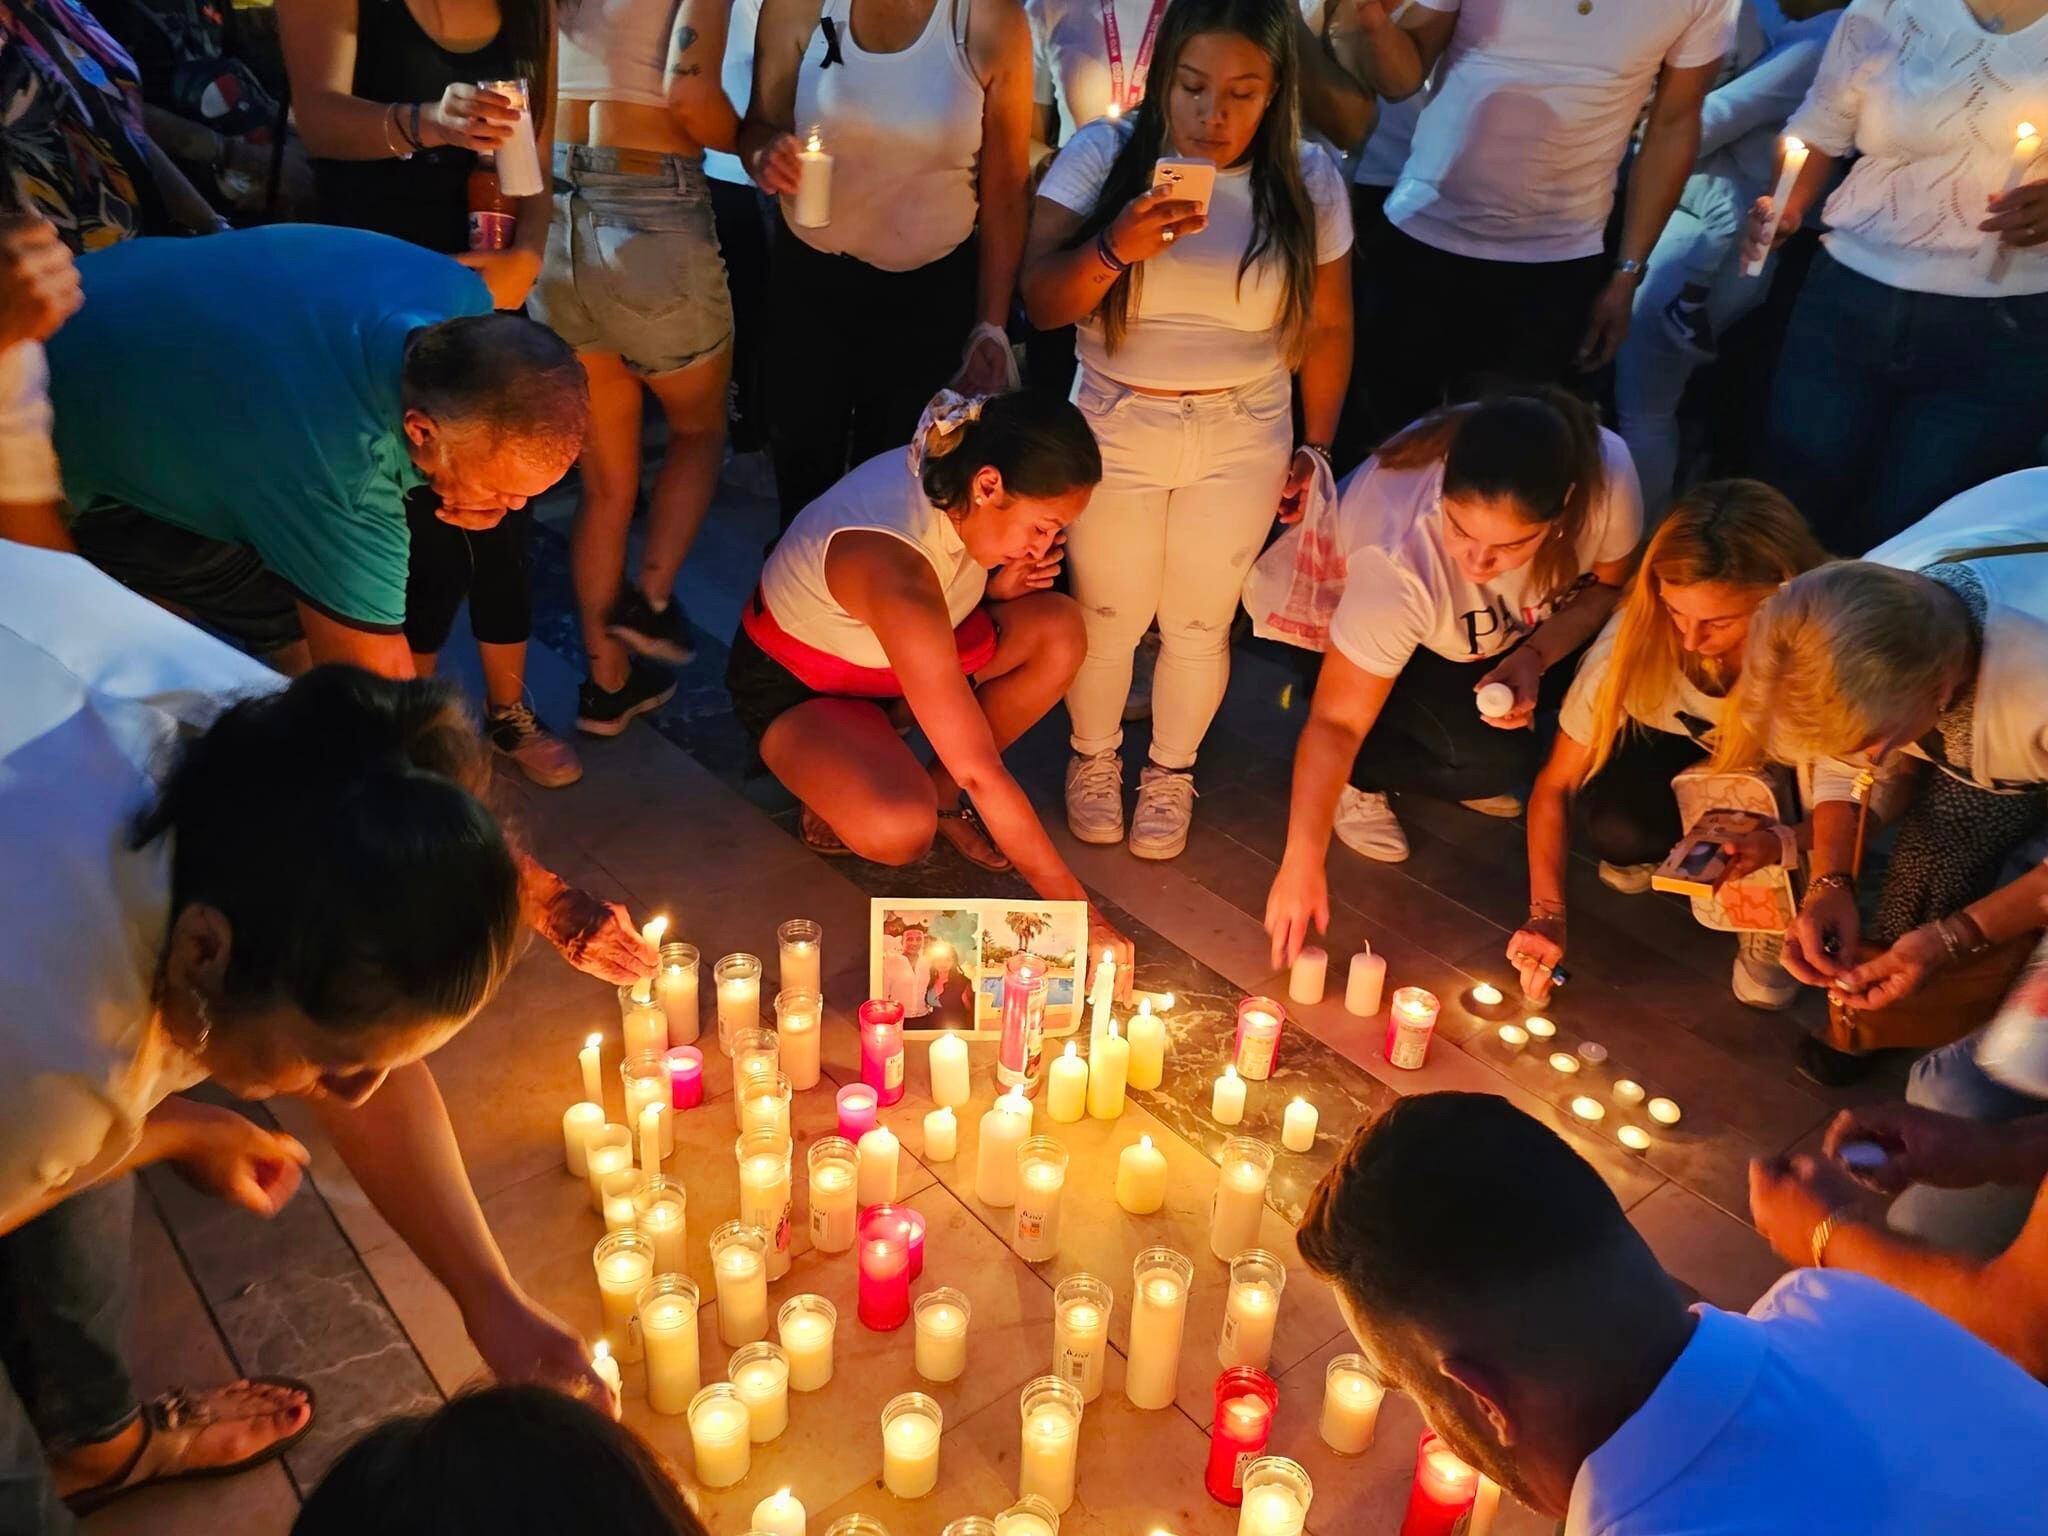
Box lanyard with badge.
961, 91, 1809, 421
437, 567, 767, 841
1100, 0, 1170, 116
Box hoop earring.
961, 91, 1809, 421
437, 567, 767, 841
183, 988, 214, 1054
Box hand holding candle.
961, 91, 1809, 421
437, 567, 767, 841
1743, 135, 1808, 276
1988, 120, 2045, 281
631, 915, 669, 1003
794, 127, 832, 227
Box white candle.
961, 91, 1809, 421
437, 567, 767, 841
1087, 1025, 1129, 1120
713, 1224, 770, 1345
1046, 1043, 1088, 1123
593, 1233, 654, 1364
1017, 1380, 1084, 1513
858, 1124, 900, 1207
1475, 681, 1516, 719
976, 1094, 1031, 1208
881, 1394, 944, 1499
1470, 981, 1504, 1009
620, 990, 667, 1061
715, 953, 762, 1054
1013, 1139, 1068, 1263
993, 1497, 1060, 1536
579, 1032, 604, 1107
1613, 1078, 1646, 1105
779, 919, 822, 995
1219, 1253, 1285, 1372
687, 1384, 752, 1488
1319, 1356, 1382, 1454
1497, 1023, 1529, 1049
752, 1488, 808, 1536
1126, 998, 1166, 1090
641, 1279, 701, 1414
1618, 1124, 1651, 1151
923, 1105, 958, 1162
1238, 1484, 1307, 1536
1647, 1096, 1682, 1126
738, 1136, 794, 1281
591, 1340, 622, 1420
776, 989, 822, 1092
657, 951, 700, 1047
562, 1099, 604, 1178
808, 1142, 859, 1252
639, 1100, 670, 1172
730, 1342, 790, 1442
778, 1295, 838, 1391
928, 1032, 971, 1109
1525, 1015, 1556, 1040
624, 1055, 673, 1159
1470, 1475, 1501, 1536
637, 1182, 688, 1274
1288, 946, 1328, 1005
632, 915, 668, 1004
1087, 947, 1115, 1053
601, 1168, 644, 1232
584, 1126, 633, 1214
1570, 1095, 1606, 1122
740, 1074, 793, 1144
1548, 1052, 1581, 1075
1052, 1276, 1111, 1401
1744, 135, 1809, 276
1115, 1134, 1168, 1215
1280, 1098, 1319, 1154
1125, 1250, 1192, 1411
1212, 1065, 1246, 1126
1209, 1141, 1273, 1261
794, 128, 832, 228
914, 1288, 971, 1381
1344, 945, 1387, 1016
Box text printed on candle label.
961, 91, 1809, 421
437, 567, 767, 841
886, 1054, 903, 1091
1058, 1348, 1090, 1386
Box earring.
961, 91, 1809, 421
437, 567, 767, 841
184, 988, 214, 1054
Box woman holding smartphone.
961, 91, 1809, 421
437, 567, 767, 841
1021, 0, 1353, 862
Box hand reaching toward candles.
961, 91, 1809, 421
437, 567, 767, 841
1982, 178, 2048, 248
531, 884, 660, 985
1747, 1152, 1867, 1268
1505, 913, 1564, 1003
1820, 1104, 2018, 1197
1264, 855, 1329, 969
465, 1288, 617, 1417
167, 1104, 311, 1218
1781, 882, 1859, 987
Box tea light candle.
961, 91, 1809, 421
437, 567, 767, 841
775, 989, 823, 1092
778, 1294, 838, 1391
1052, 1274, 1112, 1401
807, 1137, 860, 1252
593, 1231, 654, 1363
1210, 1138, 1274, 1261
591, 1339, 622, 1419
687, 1383, 751, 1487
579, 1032, 604, 1107
584, 1124, 633, 1214
1648, 1097, 1682, 1126
1385, 986, 1439, 1070
667, 1045, 705, 1110
1475, 681, 1515, 719
562, 1100, 604, 1178
1013, 1137, 1069, 1263
1212, 1064, 1247, 1126
928, 1032, 971, 1109
737, 1130, 794, 1281
857, 1218, 911, 1331
1017, 1377, 1084, 1512
639, 1275, 701, 1414
976, 1092, 1032, 1207
1219, 1249, 1286, 1371
714, 952, 762, 1055
1126, 1248, 1193, 1410
1548, 1052, 1581, 1075
752, 1488, 808, 1536
1086, 1024, 1129, 1120
631, 915, 668, 1004
1496, 1023, 1528, 1049
861, 998, 908, 1106
1524, 1016, 1556, 1040
1115, 1133, 1168, 1215
837, 1083, 879, 1141
1238, 1457, 1311, 1536
1127, 997, 1166, 1090
778, 918, 822, 993
601, 1167, 645, 1232
1320, 1354, 1382, 1454
1345, 943, 1387, 1017
1280, 1097, 1319, 1154
1233, 997, 1285, 1081
924, 1105, 958, 1162
730, 1340, 790, 1442
620, 985, 668, 1061
1617, 1124, 1651, 1152
657, 940, 700, 1046
1570, 1095, 1605, 1122
1402, 1432, 1478, 1536
711, 1221, 770, 1345
1612, 1078, 1645, 1106
858, 1124, 900, 1207
1576, 1041, 1608, 1066
881, 1392, 944, 1499
794, 127, 832, 228
1464, 982, 1510, 1022
1288, 945, 1328, 1005
1047, 1042, 1088, 1123
914, 1287, 971, 1381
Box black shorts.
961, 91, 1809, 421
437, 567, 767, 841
70, 504, 306, 656
726, 621, 828, 745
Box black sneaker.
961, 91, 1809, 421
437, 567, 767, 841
606, 587, 694, 666
576, 659, 678, 737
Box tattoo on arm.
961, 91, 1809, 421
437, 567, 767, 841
673, 21, 699, 49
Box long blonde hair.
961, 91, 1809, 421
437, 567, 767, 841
1580, 481, 1826, 783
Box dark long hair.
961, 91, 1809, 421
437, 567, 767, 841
501, 0, 553, 95
1062, 0, 1318, 362
919, 391, 1103, 512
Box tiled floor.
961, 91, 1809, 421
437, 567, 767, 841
84, 451, 1894, 1536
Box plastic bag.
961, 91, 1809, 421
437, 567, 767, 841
1241, 450, 1342, 650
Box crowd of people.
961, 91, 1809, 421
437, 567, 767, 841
5, 0, 2048, 1526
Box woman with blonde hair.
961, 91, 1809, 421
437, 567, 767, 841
1506, 481, 1827, 1009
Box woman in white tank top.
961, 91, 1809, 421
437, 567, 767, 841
725, 390, 1134, 976
739, 0, 1035, 526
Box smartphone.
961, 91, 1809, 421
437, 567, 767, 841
1150, 157, 1217, 215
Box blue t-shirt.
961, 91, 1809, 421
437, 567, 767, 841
49, 226, 493, 629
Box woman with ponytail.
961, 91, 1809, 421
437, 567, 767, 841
1263, 389, 1643, 966
727, 389, 1134, 975
0, 546, 617, 1519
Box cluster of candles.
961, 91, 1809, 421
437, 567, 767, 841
1484, 997, 1683, 1154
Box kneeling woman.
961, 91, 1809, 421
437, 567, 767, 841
1262, 390, 1642, 963
1506, 482, 1827, 1009
728, 391, 1133, 966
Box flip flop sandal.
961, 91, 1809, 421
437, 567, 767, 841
801, 806, 854, 858
937, 802, 1013, 873
65, 1376, 317, 1516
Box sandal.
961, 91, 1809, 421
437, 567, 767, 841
937, 801, 1013, 873
801, 806, 854, 858
65, 1377, 317, 1516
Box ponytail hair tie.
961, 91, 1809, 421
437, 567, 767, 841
907, 389, 990, 479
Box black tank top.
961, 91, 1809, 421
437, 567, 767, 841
311, 0, 519, 254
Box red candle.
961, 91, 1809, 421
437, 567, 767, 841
837, 1083, 879, 1142
1399, 1431, 1478, 1536
665, 1046, 704, 1110
1204, 1367, 1279, 1505
856, 1214, 911, 1331
862, 1203, 926, 1283
859, 999, 908, 1107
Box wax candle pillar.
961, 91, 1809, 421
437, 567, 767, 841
1115, 1133, 1168, 1215
1126, 998, 1166, 1090
914, 1287, 971, 1382
711, 1221, 770, 1345
858, 1123, 900, 1207
976, 1092, 1032, 1207
623, 1052, 674, 1160
1280, 1097, 1319, 1154
657, 940, 701, 1046
993, 1495, 1060, 1536
807, 1136, 860, 1252
584, 1124, 633, 1213
639, 1275, 701, 1414
752, 1488, 808, 1536
667, 1045, 705, 1110
1086, 1025, 1129, 1120
1992, 121, 2046, 280
793, 127, 832, 228
860, 998, 909, 1105
1218, 1249, 1286, 1371
593, 1230, 654, 1363
775, 989, 822, 1092
730, 1340, 791, 1442
741, 1071, 795, 1144
639, 1102, 668, 1176
714, 952, 763, 1056
631, 915, 669, 1004
1233, 997, 1285, 1081
778, 917, 822, 994
1385, 986, 1440, 1071
1013, 1137, 1069, 1263
1087, 948, 1116, 1054
1212, 1065, 1246, 1126
1319, 1353, 1383, 1454
1210, 1138, 1275, 1261
856, 1208, 912, 1330
1238, 1456, 1311, 1536
579, 1032, 605, 1109
1400, 1432, 1479, 1536
1470, 1477, 1501, 1536
923, 1106, 958, 1162
1125, 1247, 1193, 1410
1046, 1043, 1088, 1123
881, 1392, 944, 1499
1743, 134, 1810, 275
837, 1083, 879, 1141
737, 1129, 795, 1280
1288, 946, 1327, 1006
591, 1339, 623, 1419
562, 1100, 604, 1178
1052, 1273, 1112, 1401
999, 953, 1051, 1095
618, 983, 668, 1061
928, 1032, 971, 1108
1017, 1376, 1084, 1513
1345, 944, 1387, 1017
778, 1293, 838, 1391
687, 1382, 751, 1487
1205, 1367, 1279, 1505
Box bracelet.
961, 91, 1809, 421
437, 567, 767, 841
383, 103, 412, 160
408, 102, 426, 152
1933, 911, 1991, 963
1528, 898, 1566, 924
1804, 871, 1855, 905
1809, 1207, 1853, 1269
1095, 228, 1130, 275
1298, 442, 1331, 460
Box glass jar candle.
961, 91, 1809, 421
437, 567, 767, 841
638, 1274, 700, 1414
880, 1390, 943, 1499
1237, 1456, 1311, 1536
823, 1519, 891, 1536
600, 1167, 647, 1232
728, 1339, 790, 1442
777, 1293, 838, 1391
998, 953, 1050, 1094
1384, 986, 1440, 1072
686, 1382, 751, 1488
856, 1208, 912, 1330
666, 1044, 705, 1110
1210, 1138, 1275, 1262
713, 952, 762, 1055
1219, 1249, 1287, 1372
739, 1070, 794, 1144
1319, 1353, 1384, 1455
778, 917, 822, 995
657, 940, 700, 1046
775, 987, 822, 1092
1232, 997, 1285, 1081
732, 1026, 781, 1120
735, 1128, 794, 1281
862, 1203, 924, 1280
1126, 1247, 1193, 1411
914, 1287, 971, 1382
621, 1052, 674, 1160
592, 1230, 654, 1363
1013, 1137, 1069, 1264
860, 998, 908, 1106
1400, 1431, 1478, 1536
1017, 1376, 1084, 1513
583, 1124, 633, 1215
836, 1083, 879, 1142
1204, 1367, 1279, 1506
710, 1220, 770, 1345
618, 982, 668, 1061
943, 1522, 997, 1536
992, 1495, 1060, 1536
807, 1136, 859, 1253
1052, 1273, 1112, 1402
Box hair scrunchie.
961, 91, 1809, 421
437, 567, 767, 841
906, 389, 989, 479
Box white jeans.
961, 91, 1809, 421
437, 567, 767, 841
1063, 365, 1293, 769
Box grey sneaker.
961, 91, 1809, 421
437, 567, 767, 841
488, 700, 583, 788
1129, 765, 1197, 861
1065, 750, 1125, 844
1332, 786, 1409, 863
1598, 860, 1657, 894
1733, 931, 1799, 1010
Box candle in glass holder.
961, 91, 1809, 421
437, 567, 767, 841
711, 1221, 770, 1345
714, 952, 762, 1055
1345, 943, 1387, 1016
1210, 1138, 1274, 1261
734, 1026, 781, 1112
667, 1045, 705, 1110
993, 1496, 1059, 1536
687, 1382, 751, 1487
657, 940, 701, 1046
1115, 1133, 1167, 1214
837, 1083, 880, 1141
889, 1205, 927, 1280
807, 1136, 860, 1251
914, 1287, 971, 1381
591, 1339, 623, 1419
976, 1091, 1032, 1207
775, 988, 823, 1091
857, 1211, 911, 1330
779, 917, 822, 994
562, 1099, 604, 1178
1400, 1432, 1479, 1536
1013, 1137, 1069, 1263
737, 1129, 794, 1280
730, 1340, 790, 1442
623, 1052, 674, 1160
1212, 1064, 1247, 1126
1205, 1367, 1278, 1505
1052, 1273, 1112, 1401
631, 915, 669, 1004
881, 1391, 944, 1499
823, 1521, 889, 1536
1017, 1376, 1084, 1513
584, 1124, 633, 1213
1219, 1249, 1286, 1371
1127, 997, 1166, 1091
639, 1275, 701, 1414
1320, 1353, 1382, 1453
999, 953, 1051, 1094
619, 983, 668, 1060
1385, 986, 1439, 1070
752, 1488, 808, 1536
778, 1293, 838, 1391
858, 1123, 900, 1207
601, 1167, 647, 1232
924, 1105, 958, 1162
1233, 997, 1285, 1081
1087, 1024, 1129, 1120
741, 1071, 794, 1145
928, 1032, 971, 1108
861, 998, 908, 1106
1238, 1456, 1311, 1536
1126, 1247, 1192, 1410
1288, 946, 1327, 1005
794, 127, 833, 226
1280, 1098, 1319, 1154
1046, 1042, 1088, 1123
593, 1230, 654, 1363
579, 1032, 605, 1109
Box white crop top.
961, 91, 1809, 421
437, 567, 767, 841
759, 449, 990, 668
788, 0, 986, 271
558, 0, 678, 108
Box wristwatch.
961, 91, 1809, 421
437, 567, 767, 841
1614, 257, 1648, 282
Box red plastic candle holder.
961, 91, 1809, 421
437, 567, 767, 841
837, 1083, 879, 1142
665, 1046, 704, 1110
859, 999, 907, 1107
856, 1206, 912, 1330
1204, 1367, 1279, 1506
1399, 1431, 1479, 1536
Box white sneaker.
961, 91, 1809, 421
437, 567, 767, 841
1332, 786, 1410, 863
1598, 860, 1657, 894
1129, 765, 1197, 860
1733, 931, 1799, 1010
1460, 794, 1524, 818
1065, 750, 1125, 844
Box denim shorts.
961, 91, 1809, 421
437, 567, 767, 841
530, 144, 734, 376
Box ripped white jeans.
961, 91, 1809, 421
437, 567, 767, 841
1062, 364, 1294, 769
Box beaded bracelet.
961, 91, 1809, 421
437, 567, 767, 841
1095, 228, 1130, 275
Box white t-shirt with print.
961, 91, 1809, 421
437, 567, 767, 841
1387, 0, 1738, 261
1038, 117, 1354, 390
1326, 426, 1643, 677
1558, 612, 1728, 749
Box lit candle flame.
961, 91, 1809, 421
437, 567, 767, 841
1064, 1041, 1078, 1059
1784, 133, 1805, 156
1471, 982, 1503, 1007
644, 914, 669, 944
585, 1032, 602, 1049
1140, 1134, 1153, 1150
1106, 101, 1123, 119
593, 1339, 612, 1362
1160, 992, 1176, 1010
2021, 121, 2039, 142
805, 127, 823, 153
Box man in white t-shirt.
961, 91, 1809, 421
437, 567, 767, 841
1299, 1092, 2048, 1536
1350, 0, 1737, 435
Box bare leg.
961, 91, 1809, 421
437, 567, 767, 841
570, 352, 646, 693
929, 591, 1086, 809
760, 698, 941, 865
638, 347, 731, 608
478, 640, 529, 712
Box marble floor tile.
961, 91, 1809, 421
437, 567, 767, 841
1628, 1182, 1795, 1313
